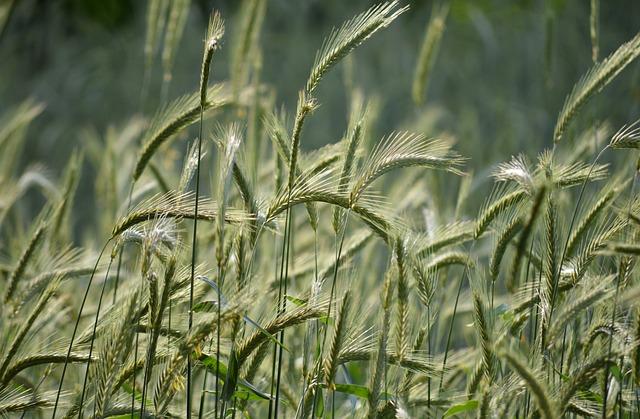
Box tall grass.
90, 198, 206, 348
1, 1, 640, 418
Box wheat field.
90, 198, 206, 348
1, 1, 640, 417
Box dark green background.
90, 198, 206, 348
2, 0, 639, 195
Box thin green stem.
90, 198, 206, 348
51, 239, 111, 418
80, 254, 115, 418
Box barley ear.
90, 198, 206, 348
324, 291, 351, 389
489, 215, 522, 280
508, 185, 545, 291
230, 0, 267, 96
4, 221, 47, 303
200, 11, 225, 105
0, 276, 60, 382
306, 1, 406, 93
501, 352, 558, 419
472, 290, 493, 384
133, 83, 231, 180
394, 238, 409, 362
412, 1, 449, 105
590, 0, 599, 63
161, 0, 190, 92
476, 189, 527, 238
554, 31, 640, 143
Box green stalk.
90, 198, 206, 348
79, 254, 115, 418
186, 115, 203, 419
274, 209, 294, 419
439, 243, 474, 393
189, 13, 223, 417
268, 229, 284, 419
312, 210, 351, 418
51, 239, 111, 418
270, 92, 315, 419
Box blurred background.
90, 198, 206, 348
1, 0, 639, 226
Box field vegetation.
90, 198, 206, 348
1, 0, 640, 417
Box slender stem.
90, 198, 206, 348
198, 338, 214, 418
52, 239, 111, 418
439, 266, 465, 393
274, 209, 293, 419
215, 262, 227, 418
113, 183, 135, 306
312, 210, 351, 417
131, 311, 140, 417
439, 242, 474, 393
427, 304, 431, 410
80, 255, 115, 418
187, 110, 204, 419
268, 229, 284, 419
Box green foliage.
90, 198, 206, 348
1, 2, 640, 418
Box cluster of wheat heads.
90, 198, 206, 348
2, 1, 640, 418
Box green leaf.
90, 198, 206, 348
285, 294, 307, 306
315, 387, 324, 417
318, 315, 334, 326
121, 382, 152, 408
499, 310, 515, 323
609, 364, 622, 382
322, 383, 393, 400
493, 303, 509, 316
199, 355, 270, 400
200, 276, 288, 352
242, 314, 289, 353
333, 383, 370, 399
285, 294, 333, 325
443, 400, 479, 417
576, 390, 603, 404
193, 300, 216, 312
233, 388, 271, 402
222, 350, 239, 401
